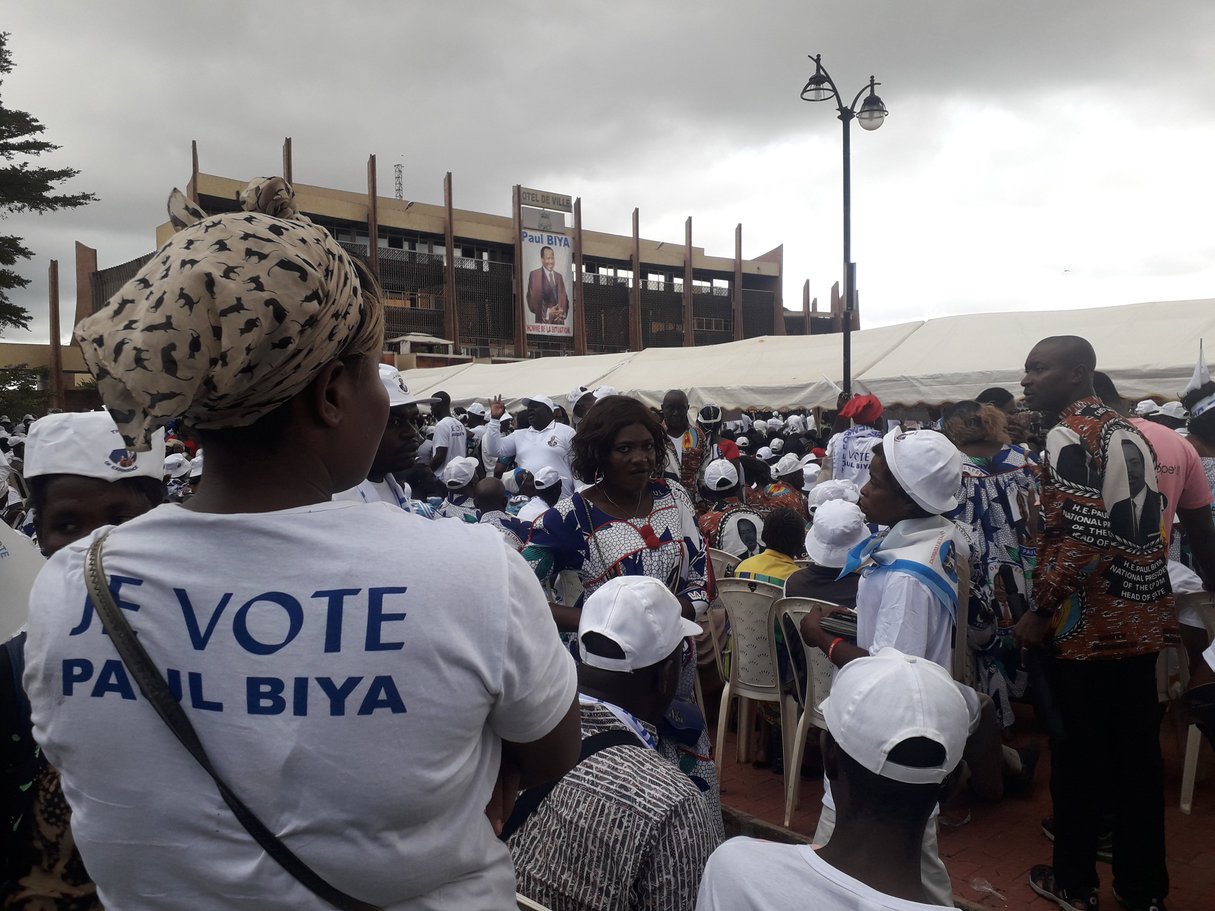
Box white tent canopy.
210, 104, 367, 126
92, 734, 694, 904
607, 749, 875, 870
856, 299, 1215, 405
400, 299, 1214, 411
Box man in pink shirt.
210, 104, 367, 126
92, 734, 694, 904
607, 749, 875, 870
1095, 372, 1215, 582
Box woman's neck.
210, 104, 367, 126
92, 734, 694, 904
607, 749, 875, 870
960, 439, 1004, 459
184, 444, 336, 514
589, 478, 652, 519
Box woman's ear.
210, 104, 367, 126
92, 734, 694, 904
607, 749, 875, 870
307, 359, 353, 429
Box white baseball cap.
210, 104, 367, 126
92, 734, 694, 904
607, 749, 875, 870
1134, 399, 1161, 416
704, 458, 739, 491
880, 428, 961, 515
567, 385, 591, 409
805, 499, 870, 569
189, 453, 204, 479
442, 456, 479, 489
1158, 401, 1188, 420
820, 647, 968, 785
163, 452, 192, 480
697, 404, 723, 426
736, 436, 750, 449
466, 402, 488, 418
767, 417, 783, 431
772, 453, 803, 479
532, 465, 562, 491
593, 385, 620, 400
380, 364, 437, 408
24, 412, 166, 481
578, 576, 701, 672
522, 394, 556, 411
770, 437, 785, 453
756, 446, 774, 462
807, 478, 861, 509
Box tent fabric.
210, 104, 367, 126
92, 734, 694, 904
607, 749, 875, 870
856, 299, 1215, 405
406, 350, 639, 411
400, 299, 1215, 411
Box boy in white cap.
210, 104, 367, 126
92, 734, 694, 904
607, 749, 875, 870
516, 465, 564, 523
799, 427, 971, 906
22, 411, 167, 557
427, 390, 468, 476
3, 410, 167, 909
508, 576, 720, 911
333, 364, 438, 518
696, 648, 969, 909
439, 456, 482, 522
486, 393, 576, 496
785, 499, 869, 606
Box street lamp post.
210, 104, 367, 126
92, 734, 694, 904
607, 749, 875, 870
800, 54, 887, 396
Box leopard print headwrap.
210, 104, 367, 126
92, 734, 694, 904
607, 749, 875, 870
75, 178, 383, 450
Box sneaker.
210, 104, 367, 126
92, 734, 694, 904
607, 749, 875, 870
1113, 887, 1167, 911
1028, 864, 1099, 911
1041, 816, 1113, 864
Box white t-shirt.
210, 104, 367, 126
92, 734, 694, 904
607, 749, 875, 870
23, 501, 577, 911
856, 570, 953, 669
826, 427, 882, 490
484, 419, 576, 496
516, 496, 554, 524
431, 416, 468, 474
697, 837, 951, 910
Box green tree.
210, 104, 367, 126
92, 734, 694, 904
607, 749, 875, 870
0, 363, 49, 417
0, 31, 96, 335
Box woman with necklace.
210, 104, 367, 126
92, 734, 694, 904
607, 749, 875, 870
523, 394, 721, 836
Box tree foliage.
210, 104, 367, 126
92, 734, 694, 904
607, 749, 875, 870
0, 363, 49, 417
0, 31, 96, 335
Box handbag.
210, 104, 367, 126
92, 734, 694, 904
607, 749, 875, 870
84, 534, 383, 911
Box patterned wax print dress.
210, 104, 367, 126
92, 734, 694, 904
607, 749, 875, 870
948, 443, 1039, 728
524, 479, 723, 837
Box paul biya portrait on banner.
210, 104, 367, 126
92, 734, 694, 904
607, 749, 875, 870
522, 229, 572, 337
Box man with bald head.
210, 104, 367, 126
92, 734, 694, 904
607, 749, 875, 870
1017, 336, 1172, 911
475, 477, 531, 551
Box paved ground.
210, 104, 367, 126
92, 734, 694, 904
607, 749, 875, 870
716, 701, 1215, 910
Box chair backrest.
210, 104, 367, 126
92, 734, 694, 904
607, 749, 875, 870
716, 577, 784, 700
774, 596, 840, 727
1177, 590, 1215, 638
708, 547, 740, 583
556, 569, 584, 608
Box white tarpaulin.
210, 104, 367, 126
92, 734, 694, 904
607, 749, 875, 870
406, 350, 639, 410
401, 298, 1215, 411
857, 299, 1215, 405
591, 321, 921, 410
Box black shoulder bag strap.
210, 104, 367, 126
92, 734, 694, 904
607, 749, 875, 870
498, 728, 642, 842
84, 534, 383, 911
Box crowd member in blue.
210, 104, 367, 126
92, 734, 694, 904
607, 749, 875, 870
524, 394, 723, 838
941, 400, 1038, 730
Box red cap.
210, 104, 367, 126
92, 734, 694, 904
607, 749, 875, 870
838, 394, 884, 423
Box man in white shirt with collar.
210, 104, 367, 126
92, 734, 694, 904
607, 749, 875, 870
334, 365, 438, 518
485, 394, 576, 496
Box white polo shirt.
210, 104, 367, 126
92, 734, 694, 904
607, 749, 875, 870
484, 419, 576, 496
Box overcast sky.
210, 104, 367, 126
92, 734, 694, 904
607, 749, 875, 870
5, 0, 1214, 344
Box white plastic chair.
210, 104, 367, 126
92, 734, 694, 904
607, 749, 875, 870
517, 894, 552, 911
714, 577, 795, 776
775, 596, 838, 827
1179, 591, 1215, 814
707, 546, 740, 583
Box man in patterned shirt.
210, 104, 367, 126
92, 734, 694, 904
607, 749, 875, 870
507, 576, 721, 911
1016, 336, 1173, 911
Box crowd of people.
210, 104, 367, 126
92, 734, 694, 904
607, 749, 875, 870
2, 177, 1214, 911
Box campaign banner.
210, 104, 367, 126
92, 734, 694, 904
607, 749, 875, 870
521, 229, 573, 337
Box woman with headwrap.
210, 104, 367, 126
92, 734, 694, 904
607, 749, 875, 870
21, 179, 580, 911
